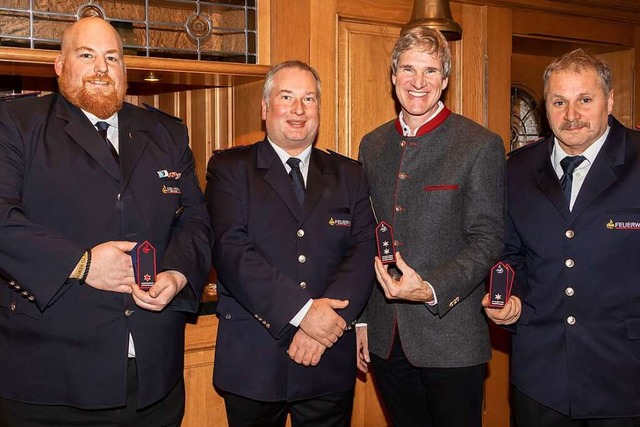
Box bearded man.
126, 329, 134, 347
0, 17, 212, 427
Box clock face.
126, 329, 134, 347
510, 86, 544, 153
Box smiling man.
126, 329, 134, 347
485, 49, 640, 426
0, 17, 212, 426
357, 27, 505, 427
206, 61, 375, 427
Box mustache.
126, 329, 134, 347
560, 121, 590, 131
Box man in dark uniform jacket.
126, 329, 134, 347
485, 49, 640, 426
0, 17, 212, 426
206, 60, 376, 427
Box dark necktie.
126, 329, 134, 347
560, 155, 586, 203
286, 157, 305, 204
95, 121, 119, 163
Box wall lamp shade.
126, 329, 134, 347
401, 0, 462, 41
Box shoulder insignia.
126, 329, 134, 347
212, 145, 252, 156
327, 149, 362, 165
143, 103, 183, 123
0, 92, 40, 103
507, 137, 546, 158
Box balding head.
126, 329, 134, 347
60, 17, 123, 58
55, 17, 127, 118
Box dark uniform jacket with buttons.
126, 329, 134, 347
358, 107, 504, 367
0, 94, 212, 409
506, 116, 640, 419
206, 139, 376, 402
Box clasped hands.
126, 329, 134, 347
83, 241, 187, 311
287, 298, 349, 367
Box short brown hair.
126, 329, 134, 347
391, 26, 451, 78
263, 60, 321, 104
543, 49, 612, 97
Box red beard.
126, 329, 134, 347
58, 72, 127, 119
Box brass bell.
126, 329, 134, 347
402, 0, 462, 41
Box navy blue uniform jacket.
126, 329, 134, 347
506, 116, 640, 418
0, 94, 212, 409
206, 139, 376, 402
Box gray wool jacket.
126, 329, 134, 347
358, 107, 504, 367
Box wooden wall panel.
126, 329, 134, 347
458, 3, 487, 125
310, 0, 339, 151
183, 316, 227, 427
270, 0, 311, 63
233, 80, 267, 147
338, 21, 400, 158
352, 373, 389, 427
483, 8, 513, 426
257, 0, 272, 64
188, 89, 215, 187
337, 0, 412, 25
599, 50, 634, 128
512, 9, 635, 47
486, 7, 512, 149
511, 52, 551, 102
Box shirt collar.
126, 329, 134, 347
552, 126, 610, 170
399, 101, 445, 137
267, 137, 313, 170
83, 110, 119, 130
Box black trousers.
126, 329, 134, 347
222, 388, 354, 427
0, 359, 185, 427
513, 386, 640, 427
370, 333, 486, 427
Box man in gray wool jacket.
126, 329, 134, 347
356, 26, 505, 427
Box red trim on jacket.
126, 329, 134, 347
394, 107, 451, 137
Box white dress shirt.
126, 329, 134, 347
551, 126, 609, 211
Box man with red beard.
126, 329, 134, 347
356, 27, 504, 427
0, 17, 212, 426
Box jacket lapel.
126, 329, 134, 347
118, 105, 148, 193
258, 140, 304, 221
536, 138, 570, 221
54, 96, 120, 182
301, 149, 328, 222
